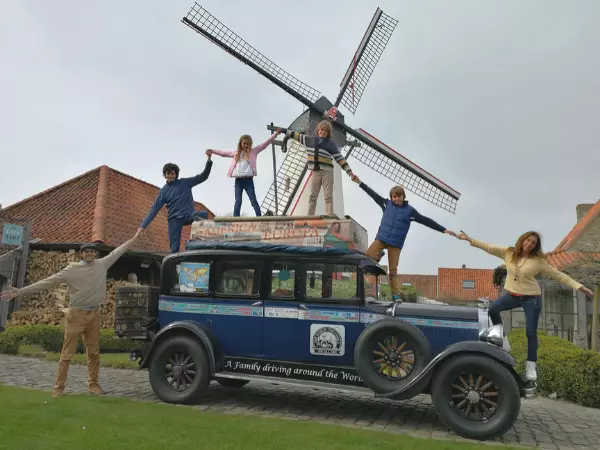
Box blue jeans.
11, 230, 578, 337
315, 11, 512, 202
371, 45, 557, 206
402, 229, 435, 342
234, 177, 261, 217
488, 292, 542, 362
168, 210, 209, 253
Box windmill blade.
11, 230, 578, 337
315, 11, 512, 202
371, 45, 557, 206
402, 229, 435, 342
334, 8, 398, 114
348, 129, 461, 214
182, 3, 321, 108
261, 139, 309, 216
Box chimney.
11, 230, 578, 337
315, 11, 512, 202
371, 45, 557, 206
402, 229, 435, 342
576, 204, 595, 223
462, 264, 466, 269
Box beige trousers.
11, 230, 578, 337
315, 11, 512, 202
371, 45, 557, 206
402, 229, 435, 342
55, 308, 102, 389
308, 169, 334, 216
366, 240, 402, 296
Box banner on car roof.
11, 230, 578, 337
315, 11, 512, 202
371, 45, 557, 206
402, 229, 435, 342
190, 217, 368, 252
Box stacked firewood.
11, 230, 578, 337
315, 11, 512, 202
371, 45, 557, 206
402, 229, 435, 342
9, 250, 137, 328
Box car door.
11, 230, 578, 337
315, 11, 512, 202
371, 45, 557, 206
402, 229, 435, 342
296, 260, 361, 367
262, 259, 300, 361
209, 258, 264, 357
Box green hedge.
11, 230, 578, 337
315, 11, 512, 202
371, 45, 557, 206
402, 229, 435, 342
0, 325, 145, 355
0, 331, 20, 355
508, 329, 600, 408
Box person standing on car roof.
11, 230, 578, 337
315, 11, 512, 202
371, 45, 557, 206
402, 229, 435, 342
0, 229, 143, 397
139, 155, 213, 253
351, 175, 457, 301
455, 230, 594, 382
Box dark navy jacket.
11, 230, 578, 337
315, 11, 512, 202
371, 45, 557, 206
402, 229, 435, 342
360, 182, 446, 248
140, 160, 213, 228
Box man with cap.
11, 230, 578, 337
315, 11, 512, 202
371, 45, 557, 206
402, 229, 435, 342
0, 229, 143, 397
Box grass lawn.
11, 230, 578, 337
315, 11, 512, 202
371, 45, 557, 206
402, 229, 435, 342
17, 344, 137, 369
0, 384, 522, 450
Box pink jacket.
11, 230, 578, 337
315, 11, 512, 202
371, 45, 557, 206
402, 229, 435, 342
211, 133, 278, 178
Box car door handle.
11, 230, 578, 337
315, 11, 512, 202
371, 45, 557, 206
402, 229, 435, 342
299, 304, 309, 310
252, 301, 262, 306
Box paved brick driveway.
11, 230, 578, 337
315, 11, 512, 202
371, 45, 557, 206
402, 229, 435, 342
1, 354, 599, 449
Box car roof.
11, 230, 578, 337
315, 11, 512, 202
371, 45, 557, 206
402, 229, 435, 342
164, 241, 385, 273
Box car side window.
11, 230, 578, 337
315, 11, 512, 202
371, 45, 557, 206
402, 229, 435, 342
270, 262, 296, 299
215, 262, 260, 297
168, 260, 211, 296
305, 263, 358, 303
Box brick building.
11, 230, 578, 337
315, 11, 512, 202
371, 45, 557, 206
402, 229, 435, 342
0, 165, 214, 327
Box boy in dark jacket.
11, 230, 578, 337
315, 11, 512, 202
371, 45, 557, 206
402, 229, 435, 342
352, 175, 456, 300
139, 157, 213, 253
281, 120, 355, 217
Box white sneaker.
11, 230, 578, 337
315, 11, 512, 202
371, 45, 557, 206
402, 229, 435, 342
502, 336, 511, 352
525, 361, 537, 381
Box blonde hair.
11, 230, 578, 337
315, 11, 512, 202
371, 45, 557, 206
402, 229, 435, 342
235, 134, 253, 162
317, 120, 332, 138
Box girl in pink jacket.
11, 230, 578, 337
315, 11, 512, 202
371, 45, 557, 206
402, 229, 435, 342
206, 129, 281, 217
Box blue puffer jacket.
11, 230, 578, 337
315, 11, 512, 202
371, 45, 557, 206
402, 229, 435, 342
360, 182, 446, 248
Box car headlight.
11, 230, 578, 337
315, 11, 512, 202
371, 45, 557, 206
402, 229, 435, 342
479, 324, 504, 347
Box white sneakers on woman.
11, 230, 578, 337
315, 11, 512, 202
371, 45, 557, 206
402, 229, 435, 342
525, 361, 537, 381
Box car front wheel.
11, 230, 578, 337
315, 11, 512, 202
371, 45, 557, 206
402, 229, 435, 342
431, 354, 521, 440
148, 335, 210, 404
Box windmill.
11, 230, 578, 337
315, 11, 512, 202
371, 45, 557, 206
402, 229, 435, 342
182, 4, 461, 218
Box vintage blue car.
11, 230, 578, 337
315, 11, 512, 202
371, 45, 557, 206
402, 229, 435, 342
118, 241, 535, 441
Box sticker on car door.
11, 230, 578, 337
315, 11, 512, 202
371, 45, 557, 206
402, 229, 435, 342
310, 324, 345, 356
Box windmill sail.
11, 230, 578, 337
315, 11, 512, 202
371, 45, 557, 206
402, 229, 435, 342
348, 129, 460, 214
182, 3, 461, 216
335, 8, 399, 114
182, 3, 321, 108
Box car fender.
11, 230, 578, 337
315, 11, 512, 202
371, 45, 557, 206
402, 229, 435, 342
374, 340, 518, 399
139, 321, 220, 373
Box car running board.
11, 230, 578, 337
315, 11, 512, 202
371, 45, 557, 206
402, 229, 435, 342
213, 372, 372, 395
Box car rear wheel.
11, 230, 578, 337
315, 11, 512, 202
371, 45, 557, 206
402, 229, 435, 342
148, 335, 210, 404
354, 318, 432, 394
431, 354, 521, 440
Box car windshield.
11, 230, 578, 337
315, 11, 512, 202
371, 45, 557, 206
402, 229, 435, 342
363, 268, 392, 303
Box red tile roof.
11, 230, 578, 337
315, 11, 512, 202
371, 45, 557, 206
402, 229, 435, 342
437, 268, 500, 303
1, 165, 215, 253
396, 274, 438, 299
546, 251, 600, 270
554, 200, 600, 251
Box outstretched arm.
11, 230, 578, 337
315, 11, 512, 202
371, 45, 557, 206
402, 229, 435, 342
329, 146, 354, 176
352, 177, 386, 212
456, 231, 509, 259
411, 209, 451, 234
280, 128, 315, 148
2, 266, 71, 301
207, 148, 236, 158
184, 158, 214, 187
99, 229, 143, 270
140, 190, 166, 229
252, 129, 281, 155
538, 259, 593, 296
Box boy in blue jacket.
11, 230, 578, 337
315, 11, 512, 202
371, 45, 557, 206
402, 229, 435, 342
139, 156, 213, 253
352, 175, 456, 300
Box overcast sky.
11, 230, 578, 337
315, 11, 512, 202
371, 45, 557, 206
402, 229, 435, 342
1, 0, 599, 275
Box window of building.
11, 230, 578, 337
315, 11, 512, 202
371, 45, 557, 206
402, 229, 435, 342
462, 280, 475, 289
